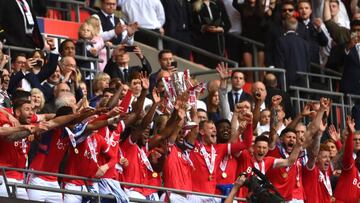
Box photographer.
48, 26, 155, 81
8, 38, 59, 96
224, 173, 247, 203
103, 45, 152, 83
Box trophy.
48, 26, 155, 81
161, 69, 199, 129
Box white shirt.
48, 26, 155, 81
96, 12, 134, 45
232, 89, 243, 104
122, 0, 165, 29
222, 0, 242, 33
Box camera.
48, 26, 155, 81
170, 61, 177, 68
35, 60, 43, 67
242, 168, 285, 203
124, 46, 136, 52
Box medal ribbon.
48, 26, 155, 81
138, 147, 154, 172
319, 171, 333, 196
183, 150, 194, 168
65, 127, 77, 149
21, 139, 28, 168
87, 137, 98, 164
253, 160, 265, 175
200, 145, 216, 175
219, 154, 229, 172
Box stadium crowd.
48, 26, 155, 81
0, 0, 360, 203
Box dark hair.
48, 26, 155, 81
55, 106, 73, 117
158, 49, 172, 60
199, 120, 214, 130
59, 39, 75, 55
351, 20, 360, 28
255, 135, 270, 144
11, 90, 31, 102
280, 128, 297, 137
103, 88, 116, 94
197, 108, 207, 113
12, 53, 27, 63
298, 0, 312, 7
30, 49, 46, 60
281, 0, 295, 8
215, 119, 231, 127
319, 144, 331, 152
12, 99, 31, 111
231, 70, 245, 79
329, 0, 339, 4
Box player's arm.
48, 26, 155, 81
286, 102, 311, 130
105, 82, 124, 109
305, 99, 329, 169
140, 88, 161, 130
0, 125, 32, 137
224, 174, 247, 203
95, 138, 116, 178
185, 107, 200, 146
342, 116, 356, 170
268, 95, 282, 149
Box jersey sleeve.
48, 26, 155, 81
342, 132, 354, 170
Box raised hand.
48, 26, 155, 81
328, 124, 340, 141
46, 37, 56, 50
216, 62, 231, 80
301, 102, 312, 117
319, 97, 331, 111
296, 133, 305, 147
346, 115, 355, 134
140, 71, 150, 90
152, 88, 161, 104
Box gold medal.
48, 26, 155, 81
74, 148, 79, 154
152, 172, 158, 178
282, 172, 288, 178
24, 154, 28, 160
221, 172, 227, 179
208, 175, 213, 181
331, 197, 336, 202
296, 181, 300, 188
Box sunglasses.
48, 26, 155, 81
282, 8, 294, 12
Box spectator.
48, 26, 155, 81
0, 0, 44, 50
149, 50, 175, 92
95, 0, 136, 46
227, 70, 253, 112
274, 17, 310, 87
122, 0, 165, 48
30, 88, 45, 113
104, 45, 152, 83
197, 108, 209, 121
75, 22, 104, 78
0, 68, 11, 108
233, 0, 267, 81
206, 89, 221, 122
298, 0, 329, 64
162, 0, 193, 59
191, 0, 231, 68
90, 72, 111, 107
59, 39, 76, 58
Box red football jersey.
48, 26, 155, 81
236, 150, 276, 198
303, 166, 332, 203
163, 144, 193, 191
64, 133, 113, 186
266, 146, 305, 201
97, 121, 125, 180
0, 120, 28, 180
334, 132, 360, 203
30, 128, 69, 181
215, 154, 238, 195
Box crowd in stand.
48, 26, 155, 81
0, 0, 359, 203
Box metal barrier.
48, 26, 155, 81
296, 71, 341, 91
137, 28, 239, 68
346, 94, 360, 110
46, 0, 97, 22
0, 167, 247, 202
289, 85, 348, 128
191, 67, 287, 91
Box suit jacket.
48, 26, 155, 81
163, 0, 191, 35
340, 46, 360, 95
0, 0, 44, 49
103, 57, 152, 83
274, 32, 310, 87
96, 9, 123, 45
298, 20, 328, 64
227, 90, 253, 112
8, 53, 58, 96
